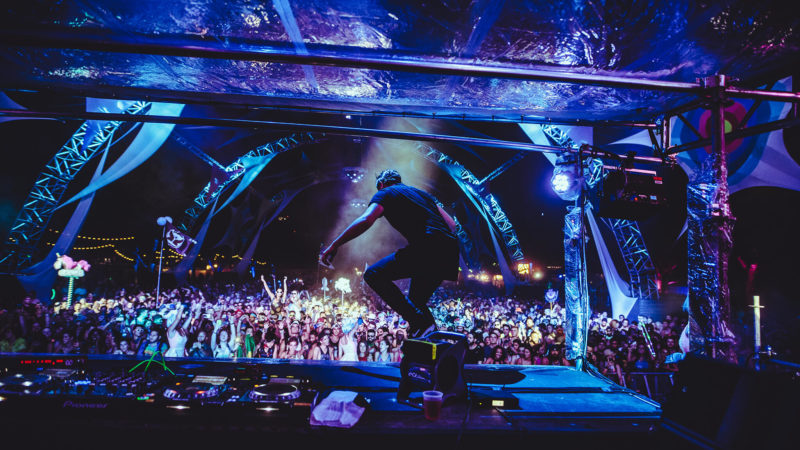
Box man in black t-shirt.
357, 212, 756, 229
320, 169, 459, 338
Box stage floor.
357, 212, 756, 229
276, 360, 663, 436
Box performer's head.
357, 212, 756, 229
375, 169, 401, 190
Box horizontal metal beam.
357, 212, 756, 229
0, 108, 669, 164
170, 132, 226, 169
0, 28, 703, 94
666, 116, 800, 155
0, 85, 661, 127
726, 86, 800, 103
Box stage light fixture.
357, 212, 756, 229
551, 174, 571, 193
343, 167, 366, 184
591, 167, 668, 220
350, 199, 367, 209
551, 155, 582, 201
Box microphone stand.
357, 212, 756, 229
156, 224, 166, 307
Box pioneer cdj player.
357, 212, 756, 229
0, 354, 317, 420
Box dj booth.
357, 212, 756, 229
0, 334, 667, 449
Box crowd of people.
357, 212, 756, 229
0, 276, 686, 388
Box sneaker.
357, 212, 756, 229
409, 321, 437, 339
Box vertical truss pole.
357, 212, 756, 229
687, 75, 736, 361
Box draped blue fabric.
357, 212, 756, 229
57, 102, 185, 209
0, 92, 52, 124
586, 208, 638, 318
213, 154, 275, 216
174, 197, 219, 284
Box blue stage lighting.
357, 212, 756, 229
552, 173, 571, 193
551, 156, 582, 201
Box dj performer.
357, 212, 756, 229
320, 169, 459, 338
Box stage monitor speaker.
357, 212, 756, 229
398, 331, 466, 405
661, 353, 800, 449
592, 167, 666, 220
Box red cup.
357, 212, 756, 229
422, 390, 443, 421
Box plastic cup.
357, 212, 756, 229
422, 390, 443, 421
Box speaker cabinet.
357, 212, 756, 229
662, 354, 800, 448
398, 331, 467, 405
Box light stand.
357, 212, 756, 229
750, 295, 764, 370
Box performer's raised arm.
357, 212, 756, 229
319, 202, 384, 266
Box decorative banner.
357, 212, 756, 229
671, 77, 800, 192
165, 223, 196, 256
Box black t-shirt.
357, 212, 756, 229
464, 345, 484, 365
369, 183, 454, 244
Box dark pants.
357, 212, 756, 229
363, 239, 457, 328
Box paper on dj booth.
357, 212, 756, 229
310, 390, 365, 428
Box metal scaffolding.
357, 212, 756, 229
2, 101, 150, 270
601, 218, 660, 307
416, 142, 525, 263
2, 23, 797, 365
177, 132, 322, 232
540, 123, 660, 314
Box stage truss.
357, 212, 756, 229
2, 101, 150, 270
176, 132, 323, 233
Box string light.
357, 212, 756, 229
50, 230, 135, 241
113, 249, 134, 262
215, 254, 268, 265
46, 243, 116, 251
77, 235, 135, 241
